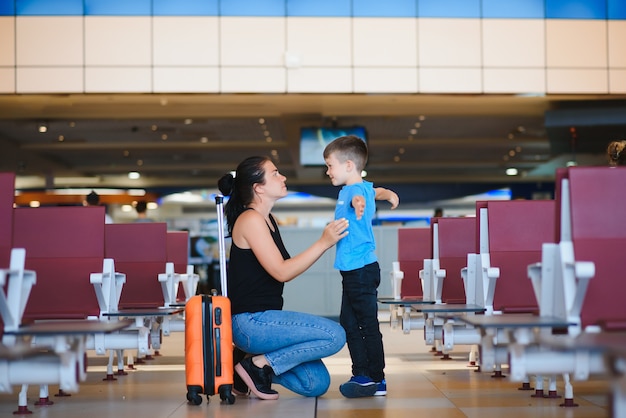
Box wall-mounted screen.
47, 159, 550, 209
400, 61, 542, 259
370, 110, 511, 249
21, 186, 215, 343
299, 126, 367, 166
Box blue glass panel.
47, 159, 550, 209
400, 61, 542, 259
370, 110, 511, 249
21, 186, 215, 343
221, 0, 285, 17
353, 0, 417, 17
287, 0, 350, 17
608, 0, 626, 19
153, 0, 218, 16
0, 0, 15, 15
84, 0, 151, 16
546, 0, 607, 19
418, 0, 480, 18
16, 0, 83, 15
482, 0, 545, 18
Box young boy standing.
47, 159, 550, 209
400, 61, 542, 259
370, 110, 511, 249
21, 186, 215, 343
323, 135, 399, 398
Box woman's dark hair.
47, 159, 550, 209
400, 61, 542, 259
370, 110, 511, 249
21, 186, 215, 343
218, 156, 270, 234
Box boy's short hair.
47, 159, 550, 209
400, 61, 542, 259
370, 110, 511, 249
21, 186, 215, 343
323, 135, 368, 171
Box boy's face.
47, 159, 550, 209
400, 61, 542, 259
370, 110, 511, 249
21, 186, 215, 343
324, 153, 350, 186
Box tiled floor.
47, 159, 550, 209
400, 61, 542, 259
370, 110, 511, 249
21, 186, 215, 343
0, 315, 612, 418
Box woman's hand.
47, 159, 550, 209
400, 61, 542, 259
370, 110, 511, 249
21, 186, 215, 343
320, 218, 349, 249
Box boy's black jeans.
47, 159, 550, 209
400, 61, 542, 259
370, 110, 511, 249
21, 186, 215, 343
339, 261, 385, 382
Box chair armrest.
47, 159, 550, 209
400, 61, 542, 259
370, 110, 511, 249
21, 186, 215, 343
574, 261, 595, 280
485, 267, 499, 279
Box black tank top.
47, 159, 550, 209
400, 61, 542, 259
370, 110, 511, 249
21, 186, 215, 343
228, 212, 291, 315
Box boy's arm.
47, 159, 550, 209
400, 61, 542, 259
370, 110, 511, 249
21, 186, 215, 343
375, 187, 399, 209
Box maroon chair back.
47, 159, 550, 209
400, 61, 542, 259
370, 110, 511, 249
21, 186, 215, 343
567, 167, 626, 328
13, 206, 105, 320
487, 200, 555, 312
0, 172, 15, 267
437, 217, 476, 303
105, 223, 168, 308
397, 228, 430, 298
0, 173, 15, 334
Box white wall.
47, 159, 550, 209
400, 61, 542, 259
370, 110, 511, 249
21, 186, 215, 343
2, 14, 625, 94
281, 225, 399, 317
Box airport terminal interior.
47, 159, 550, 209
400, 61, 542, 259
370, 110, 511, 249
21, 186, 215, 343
1, 1, 626, 417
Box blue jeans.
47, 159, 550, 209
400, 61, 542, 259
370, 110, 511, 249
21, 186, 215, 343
340, 261, 385, 382
232, 310, 346, 397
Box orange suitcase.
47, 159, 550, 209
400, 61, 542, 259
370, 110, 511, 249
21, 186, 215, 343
185, 195, 235, 405
185, 294, 234, 404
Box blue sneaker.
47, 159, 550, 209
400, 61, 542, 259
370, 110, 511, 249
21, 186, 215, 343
374, 379, 386, 396
339, 376, 378, 398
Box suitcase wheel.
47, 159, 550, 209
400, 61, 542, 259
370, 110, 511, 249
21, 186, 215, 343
219, 386, 236, 405
186, 389, 203, 406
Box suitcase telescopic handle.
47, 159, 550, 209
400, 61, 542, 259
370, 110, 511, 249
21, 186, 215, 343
215, 195, 228, 297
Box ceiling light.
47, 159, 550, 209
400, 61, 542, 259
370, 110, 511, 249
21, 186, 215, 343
147, 202, 158, 210
128, 171, 141, 180
29, 201, 40, 208
200, 137, 208, 143
184, 118, 193, 125
122, 204, 133, 212
566, 161, 578, 167
258, 118, 265, 124
506, 168, 518, 176
38, 123, 47, 133
161, 191, 205, 203
361, 170, 367, 177
127, 189, 146, 196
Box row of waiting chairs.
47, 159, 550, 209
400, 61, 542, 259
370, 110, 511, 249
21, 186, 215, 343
0, 172, 198, 413
385, 166, 626, 417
